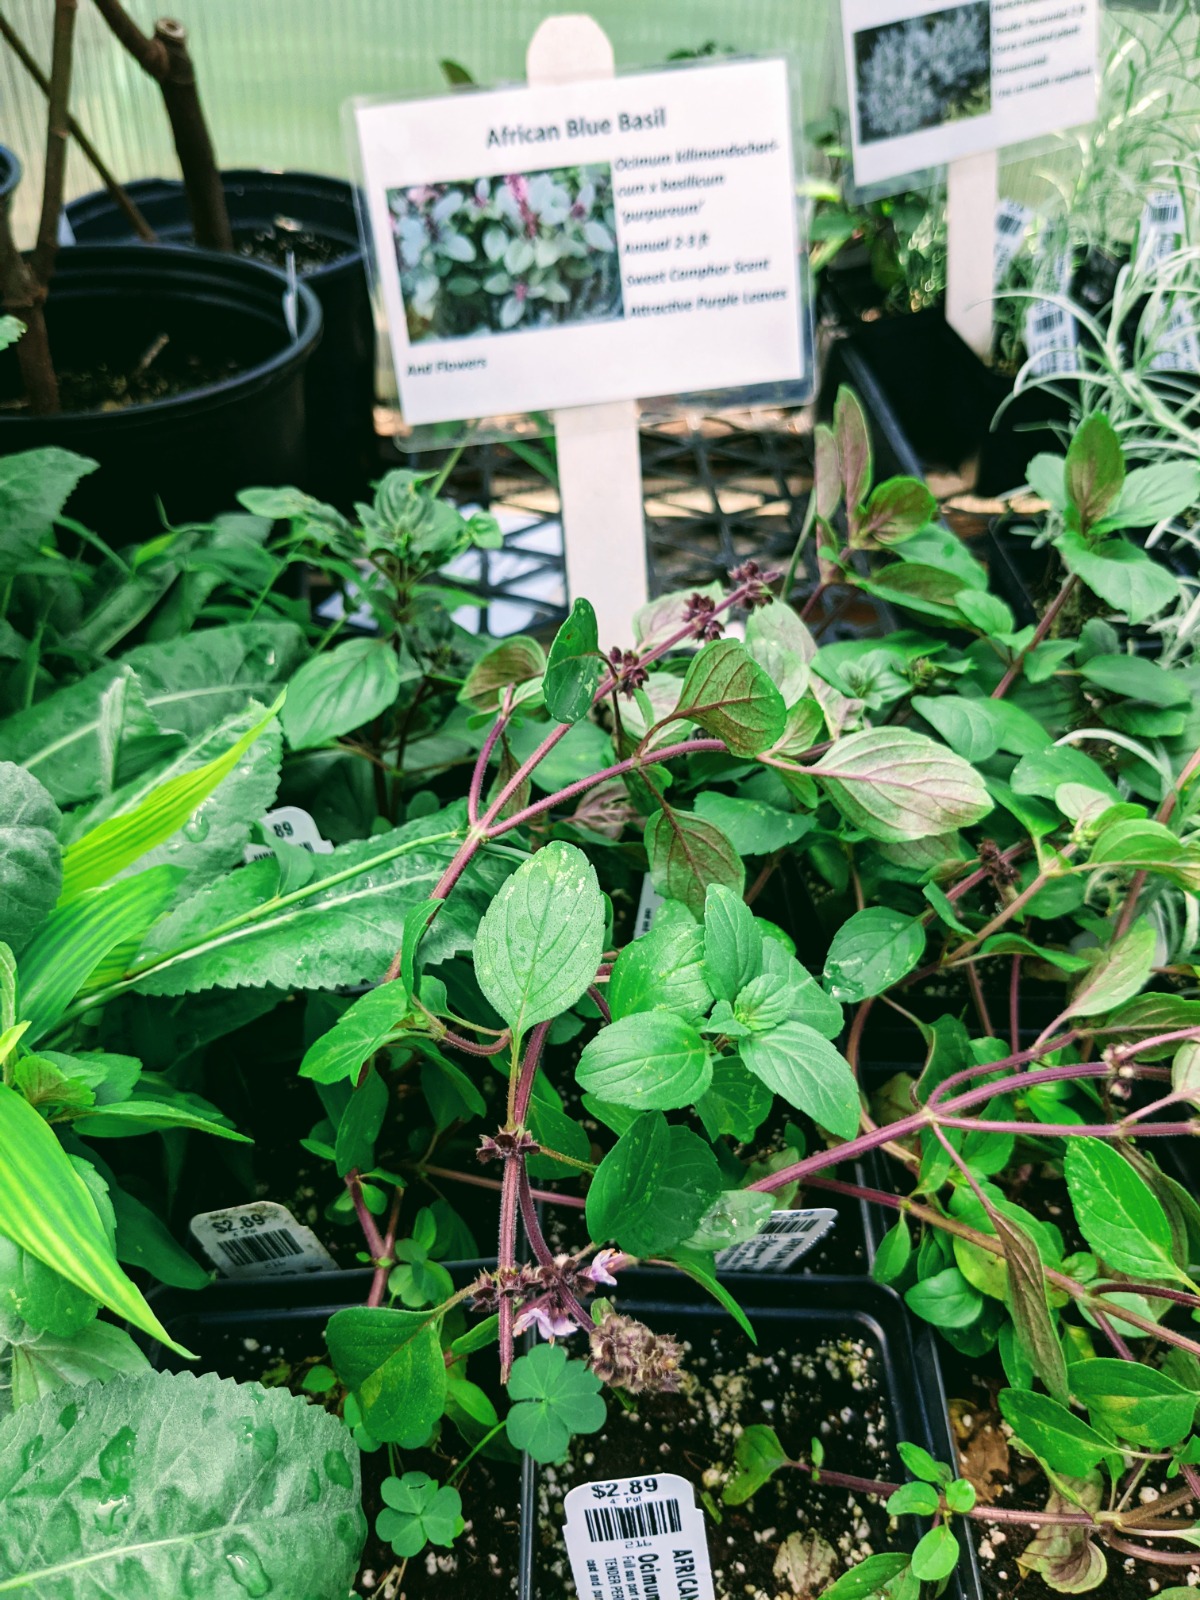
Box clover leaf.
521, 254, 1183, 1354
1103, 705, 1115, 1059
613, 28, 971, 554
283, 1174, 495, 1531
376, 1471, 464, 1558
505, 1342, 606, 1462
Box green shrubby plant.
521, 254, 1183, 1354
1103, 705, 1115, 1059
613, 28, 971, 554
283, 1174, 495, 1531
2, 396, 1200, 1592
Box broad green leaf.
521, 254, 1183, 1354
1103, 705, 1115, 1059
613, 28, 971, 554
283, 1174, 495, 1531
0, 447, 97, 575
1058, 529, 1180, 625
1065, 413, 1124, 531
0, 1369, 364, 1591
723, 1422, 789, 1504
671, 639, 786, 756
505, 1344, 605, 1463
695, 1055, 773, 1143
998, 1388, 1113, 1476
59, 698, 282, 900
821, 1554, 911, 1600
0, 621, 305, 807
1065, 1138, 1183, 1283
905, 1267, 983, 1328
1089, 818, 1183, 870
872, 1219, 912, 1286
282, 637, 410, 749
703, 883, 763, 1003
1080, 654, 1189, 708
460, 636, 546, 710
1070, 1358, 1197, 1446
812, 728, 992, 841
823, 909, 926, 1003
474, 841, 604, 1037
740, 1022, 859, 1138
19, 865, 185, 1041
586, 1113, 719, 1256
692, 791, 812, 854
0, 1233, 96, 1338
911, 695, 1004, 763
110, 1186, 211, 1290
855, 476, 936, 546
911, 1526, 959, 1583
377, 1469, 464, 1558
1102, 993, 1200, 1058
1065, 920, 1156, 1019
0, 762, 61, 955
326, 1305, 446, 1447
888, 1482, 940, 1517
544, 598, 602, 723
645, 805, 743, 917
607, 916, 710, 1023
835, 386, 871, 513
334, 1066, 389, 1177
576, 1013, 711, 1110
300, 982, 412, 1084
131, 804, 500, 997
9, 1319, 150, 1409
0, 1084, 188, 1355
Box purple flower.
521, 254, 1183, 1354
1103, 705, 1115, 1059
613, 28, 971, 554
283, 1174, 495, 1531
582, 1248, 621, 1287
514, 1300, 577, 1340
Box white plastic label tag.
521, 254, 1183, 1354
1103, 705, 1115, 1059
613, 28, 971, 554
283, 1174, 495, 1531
633, 874, 664, 938
1136, 188, 1184, 271
244, 806, 335, 863
714, 1208, 837, 1272
993, 200, 1031, 283
1150, 299, 1200, 374
190, 1201, 337, 1278
563, 1473, 714, 1600
1025, 298, 1077, 378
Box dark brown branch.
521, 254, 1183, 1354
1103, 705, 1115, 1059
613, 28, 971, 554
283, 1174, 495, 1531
89, 3, 232, 250
0, 203, 58, 412
0, 10, 156, 242
33, 0, 78, 284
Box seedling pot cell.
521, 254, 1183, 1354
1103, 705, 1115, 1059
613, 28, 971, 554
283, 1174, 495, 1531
0, 244, 321, 535
521, 1269, 983, 1600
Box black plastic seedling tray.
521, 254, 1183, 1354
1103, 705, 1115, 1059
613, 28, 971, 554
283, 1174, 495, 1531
520, 1268, 984, 1600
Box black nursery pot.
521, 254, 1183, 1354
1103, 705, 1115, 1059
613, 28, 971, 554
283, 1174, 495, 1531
0, 244, 321, 536
522, 1269, 983, 1600
66, 171, 376, 508
820, 306, 1069, 495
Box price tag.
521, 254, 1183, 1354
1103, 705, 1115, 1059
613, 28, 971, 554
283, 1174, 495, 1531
1024, 297, 1076, 378
1136, 188, 1184, 272
633, 874, 664, 938
243, 806, 334, 863
993, 199, 1031, 283
190, 1201, 337, 1279
563, 1473, 714, 1600
714, 1208, 837, 1272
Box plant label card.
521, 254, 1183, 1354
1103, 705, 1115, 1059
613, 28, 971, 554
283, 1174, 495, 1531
353, 57, 805, 425
563, 1473, 714, 1600
842, 0, 1099, 188
715, 1208, 838, 1272
190, 1201, 337, 1278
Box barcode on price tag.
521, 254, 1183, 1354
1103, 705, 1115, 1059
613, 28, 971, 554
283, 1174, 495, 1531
633, 873, 664, 938
1150, 300, 1200, 373
243, 806, 334, 863
563, 1474, 714, 1600
994, 200, 1031, 283
1137, 188, 1184, 271
1025, 299, 1077, 378
190, 1201, 337, 1279
714, 1208, 837, 1272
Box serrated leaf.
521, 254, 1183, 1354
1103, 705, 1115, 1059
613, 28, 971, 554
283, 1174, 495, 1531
576, 1013, 711, 1110
812, 728, 992, 841
672, 639, 786, 756
474, 841, 604, 1038
460, 636, 546, 711
8, 1319, 150, 1409
645, 806, 743, 917
703, 883, 763, 1003
823, 908, 925, 1003
586, 1113, 720, 1255
0, 622, 305, 807
607, 916, 710, 1024
0, 762, 61, 956
0, 1369, 364, 1591
740, 1022, 859, 1138
282, 638, 411, 750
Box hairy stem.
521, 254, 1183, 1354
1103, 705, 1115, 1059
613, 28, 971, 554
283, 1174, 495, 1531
991, 575, 1078, 699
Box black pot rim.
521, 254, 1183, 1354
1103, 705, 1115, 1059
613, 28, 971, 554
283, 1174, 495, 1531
1, 242, 322, 427
0, 144, 20, 205
64, 169, 365, 281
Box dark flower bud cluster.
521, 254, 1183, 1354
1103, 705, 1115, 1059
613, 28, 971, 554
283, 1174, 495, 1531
978, 838, 1020, 891
476, 1128, 540, 1164
467, 1251, 623, 1340
588, 1311, 684, 1393
607, 646, 649, 698
682, 593, 724, 641
728, 559, 780, 609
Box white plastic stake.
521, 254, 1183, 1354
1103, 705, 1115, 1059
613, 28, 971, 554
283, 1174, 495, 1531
946, 148, 998, 362
527, 15, 648, 649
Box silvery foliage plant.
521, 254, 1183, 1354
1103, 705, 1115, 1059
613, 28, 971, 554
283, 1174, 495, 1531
858, 3, 990, 141
390, 166, 620, 339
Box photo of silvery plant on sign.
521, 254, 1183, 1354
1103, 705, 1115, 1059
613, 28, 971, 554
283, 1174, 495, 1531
389, 165, 623, 343
855, 1, 992, 144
